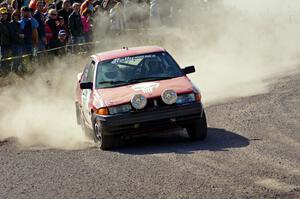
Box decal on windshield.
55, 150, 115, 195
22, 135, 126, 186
111, 54, 157, 64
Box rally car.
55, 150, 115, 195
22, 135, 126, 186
75, 46, 207, 150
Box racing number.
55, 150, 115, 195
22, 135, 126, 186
81, 60, 96, 123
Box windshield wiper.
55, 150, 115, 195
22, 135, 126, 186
128, 76, 172, 83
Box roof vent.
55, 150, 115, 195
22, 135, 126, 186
123, 46, 129, 50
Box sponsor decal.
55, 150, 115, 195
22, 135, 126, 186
131, 82, 159, 94
111, 54, 156, 64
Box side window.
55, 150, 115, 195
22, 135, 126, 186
81, 60, 96, 83
81, 65, 89, 83
87, 61, 96, 82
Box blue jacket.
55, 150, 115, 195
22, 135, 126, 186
33, 11, 46, 40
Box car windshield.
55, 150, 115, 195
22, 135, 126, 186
95, 52, 184, 88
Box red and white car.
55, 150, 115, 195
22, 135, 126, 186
75, 46, 207, 149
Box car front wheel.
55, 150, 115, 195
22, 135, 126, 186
186, 111, 207, 141
93, 115, 114, 150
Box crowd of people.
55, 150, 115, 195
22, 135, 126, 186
0, 0, 205, 75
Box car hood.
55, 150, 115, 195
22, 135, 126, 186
96, 76, 195, 107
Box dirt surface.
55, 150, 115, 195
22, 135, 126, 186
0, 73, 299, 199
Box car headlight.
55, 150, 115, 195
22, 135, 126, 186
109, 104, 132, 115
161, 89, 177, 105
131, 94, 147, 110
176, 93, 196, 104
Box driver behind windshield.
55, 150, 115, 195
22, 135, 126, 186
143, 58, 166, 77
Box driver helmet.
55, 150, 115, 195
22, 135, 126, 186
101, 63, 120, 81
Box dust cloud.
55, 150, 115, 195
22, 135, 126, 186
1, 0, 300, 148
0, 56, 93, 149
159, 0, 300, 103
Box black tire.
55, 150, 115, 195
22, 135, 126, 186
92, 114, 115, 150
186, 111, 207, 141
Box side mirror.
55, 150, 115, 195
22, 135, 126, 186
182, 66, 196, 75
80, 82, 93, 90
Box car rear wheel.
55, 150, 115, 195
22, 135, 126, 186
93, 115, 114, 150
186, 111, 207, 141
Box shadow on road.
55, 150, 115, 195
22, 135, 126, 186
116, 128, 250, 155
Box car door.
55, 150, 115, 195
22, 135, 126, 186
81, 60, 96, 124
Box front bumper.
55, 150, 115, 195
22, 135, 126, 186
95, 102, 204, 135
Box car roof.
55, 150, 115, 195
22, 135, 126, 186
93, 46, 166, 62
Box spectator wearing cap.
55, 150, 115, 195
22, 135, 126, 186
68, 3, 84, 46
58, 0, 72, 27
45, 8, 60, 50
0, 7, 11, 73
57, 29, 67, 47
19, 6, 39, 54
33, 0, 46, 51
9, 10, 23, 72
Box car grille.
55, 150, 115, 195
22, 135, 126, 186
132, 97, 173, 112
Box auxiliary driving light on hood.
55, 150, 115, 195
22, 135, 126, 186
131, 94, 147, 110
161, 89, 177, 105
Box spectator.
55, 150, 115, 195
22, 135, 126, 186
80, 0, 94, 16
17, 0, 25, 10
19, 6, 39, 54
57, 16, 69, 40
0, 7, 11, 73
102, 0, 114, 11
11, 0, 19, 10
1, 1, 12, 21
9, 10, 24, 72
68, 3, 84, 45
45, 8, 60, 50
24, 0, 31, 7
29, 0, 49, 12
58, 0, 72, 27
81, 9, 92, 42
124, 0, 148, 29
55, 0, 63, 10
149, 0, 160, 28
28, 0, 38, 11
109, 0, 125, 34
57, 29, 68, 52
33, 0, 46, 51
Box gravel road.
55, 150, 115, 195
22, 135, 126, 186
0, 73, 299, 199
